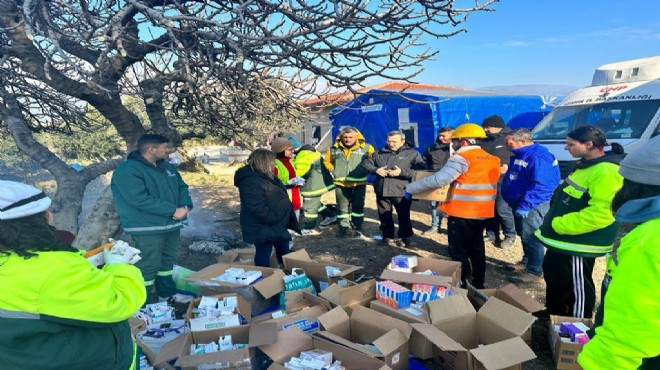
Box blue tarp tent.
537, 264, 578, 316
329, 89, 560, 153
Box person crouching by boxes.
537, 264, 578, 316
0, 180, 146, 370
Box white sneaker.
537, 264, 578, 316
301, 229, 321, 236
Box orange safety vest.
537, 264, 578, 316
440, 148, 500, 219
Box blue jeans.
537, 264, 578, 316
486, 183, 516, 239
254, 240, 290, 267
430, 201, 447, 229
513, 201, 549, 276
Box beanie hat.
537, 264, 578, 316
270, 138, 293, 154
287, 135, 302, 150
481, 115, 506, 129
618, 135, 660, 186
0, 181, 52, 220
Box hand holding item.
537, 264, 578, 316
103, 240, 138, 265
376, 166, 389, 177
387, 166, 402, 177
172, 207, 188, 220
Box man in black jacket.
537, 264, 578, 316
362, 131, 427, 247
481, 115, 516, 248
421, 126, 454, 235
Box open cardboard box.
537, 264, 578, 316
412, 294, 536, 370
467, 283, 544, 344
282, 249, 362, 292
318, 279, 376, 314
218, 247, 278, 268
184, 293, 252, 340
129, 317, 179, 370
368, 287, 469, 360
184, 263, 285, 315
410, 171, 450, 201
380, 256, 462, 287
548, 315, 594, 370
259, 326, 391, 370
315, 305, 412, 370
156, 323, 277, 370
252, 291, 332, 333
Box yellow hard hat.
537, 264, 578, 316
452, 123, 487, 139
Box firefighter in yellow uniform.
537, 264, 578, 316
405, 123, 500, 288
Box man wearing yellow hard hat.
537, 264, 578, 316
405, 123, 501, 289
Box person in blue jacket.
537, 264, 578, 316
501, 128, 560, 283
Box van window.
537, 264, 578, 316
533, 100, 660, 140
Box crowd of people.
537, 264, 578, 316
236, 120, 659, 368
1, 120, 658, 369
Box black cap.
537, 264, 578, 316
482, 115, 505, 129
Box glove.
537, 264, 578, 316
515, 210, 530, 219
293, 177, 306, 186
403, 192, 412, 200
103, 239, 140, 265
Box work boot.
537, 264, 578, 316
483, 234, 497, 243
319, 216, 338, 228
336, 226, 349, 237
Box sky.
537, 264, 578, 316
392, 0, 660, 90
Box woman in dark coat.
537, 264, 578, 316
234, 148, 301, 266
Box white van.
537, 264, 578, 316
532, 56, 660, 177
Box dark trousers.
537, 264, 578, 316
254, 240, 290, 267
485, 183, 516, 238
376, 195, 413, 239
543, 249, 596, 318
335, 185, 366, 230
132, 231, 180, 302
447, 216, 487, 288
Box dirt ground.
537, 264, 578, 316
176, 169, 607, 370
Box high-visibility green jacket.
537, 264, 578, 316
294, 149, 335, 197
578, 215, 660, 369
0, 248, 146, 370
535, 153, 624, 257
323, 130, 374, 187
111, 151, 193, 235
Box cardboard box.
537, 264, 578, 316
411, 171, 450, 201
413, 294, 537, 370
369, 300, 433, 360
318, 279, 377, 314
253, 291, 332, 333
156, 323, 277, 370
184, 293, 252, 339
380, 256, 462, 287
184, 263, 285, 315
467, 283, 544, 344
548, 316, 594, 370
259, 326, 391, 370
368, 288, 469, 360
129, 317, 180, 370
283, 249, 362, 292
218, 247, 278, 268
467, 283, 545, 314
316, 305, 412, 370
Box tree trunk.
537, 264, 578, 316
72, 185, 123, 250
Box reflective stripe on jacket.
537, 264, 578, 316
440, 148, 500, 219
535, 153, 624, 257
0, 249, 145, 370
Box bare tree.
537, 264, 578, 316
0, 0, 496, 247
